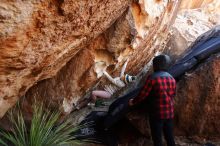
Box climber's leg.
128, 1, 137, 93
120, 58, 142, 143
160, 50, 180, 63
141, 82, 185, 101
92, 90, 112, 101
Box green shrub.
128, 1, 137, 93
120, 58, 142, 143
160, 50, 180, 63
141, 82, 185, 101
0, 103, 81, 146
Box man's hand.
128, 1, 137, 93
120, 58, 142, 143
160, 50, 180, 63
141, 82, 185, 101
129, 99, 134, 106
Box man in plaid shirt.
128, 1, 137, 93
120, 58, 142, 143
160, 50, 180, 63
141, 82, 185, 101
129, 54, 176, 146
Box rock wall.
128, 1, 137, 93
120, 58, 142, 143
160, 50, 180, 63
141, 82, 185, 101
180, 0, 217, 10
0, 0, 180, 117
166, 0, 220, 59
0, 0, 131, 117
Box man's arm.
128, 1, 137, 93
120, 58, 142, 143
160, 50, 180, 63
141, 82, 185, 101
129, 77, 153, 106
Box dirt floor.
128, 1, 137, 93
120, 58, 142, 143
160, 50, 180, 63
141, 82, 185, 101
82, 136, 220, 146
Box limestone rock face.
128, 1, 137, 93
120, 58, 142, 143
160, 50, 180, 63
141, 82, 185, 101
166, 0, 220, 59
180, 0, 218, 10
0, 0, 180, 117
0, 0, 131, 117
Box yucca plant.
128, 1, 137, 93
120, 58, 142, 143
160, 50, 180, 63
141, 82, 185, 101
0, 103, 82, 146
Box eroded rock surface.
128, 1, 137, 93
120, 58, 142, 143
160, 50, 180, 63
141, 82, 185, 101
166, 0, 220, 59
0, 0, 131, 117
0, 0, 180, 117
175, 54, 220, 137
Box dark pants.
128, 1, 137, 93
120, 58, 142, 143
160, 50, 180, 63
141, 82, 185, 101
149, 118, 175, 146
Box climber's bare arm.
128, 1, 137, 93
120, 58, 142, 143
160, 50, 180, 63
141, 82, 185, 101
120, 58, 129, 78
103, 70, 117, 85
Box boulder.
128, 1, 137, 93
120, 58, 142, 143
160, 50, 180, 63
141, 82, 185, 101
175, 54, 220, 137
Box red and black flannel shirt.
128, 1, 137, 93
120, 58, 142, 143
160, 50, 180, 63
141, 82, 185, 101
133, 71, 176, 119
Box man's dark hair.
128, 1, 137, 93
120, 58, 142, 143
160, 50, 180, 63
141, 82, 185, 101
153, 54, 171, 72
